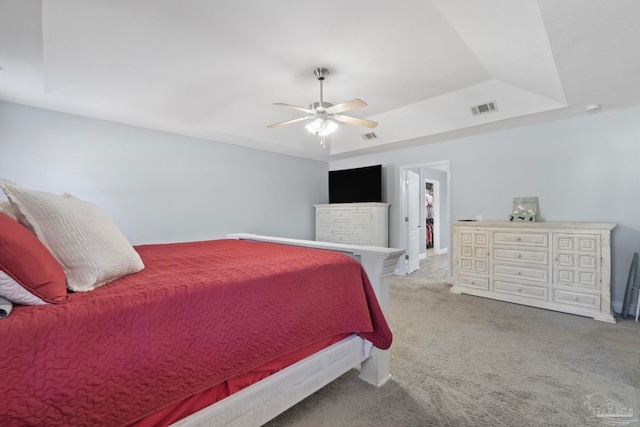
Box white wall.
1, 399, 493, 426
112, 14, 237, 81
0, 101, 328, 244
331, 105, 640, 309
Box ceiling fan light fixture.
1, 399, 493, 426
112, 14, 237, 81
305, 118, 324, 134
319, 118, 338, 136
305, 117, 338, 136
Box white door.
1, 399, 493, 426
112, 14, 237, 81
405, 170, 420, 274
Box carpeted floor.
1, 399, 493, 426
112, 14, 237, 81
266, 254, 640, 426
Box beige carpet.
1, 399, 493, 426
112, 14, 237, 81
266, 254, 640, 426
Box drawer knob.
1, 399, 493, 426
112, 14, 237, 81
517, 254, 522, 258
471, 281, 475, 285
517, 237, 522, 241
518, 289, 522, 292
517, 272, 522, 275
572, 296, 578, 301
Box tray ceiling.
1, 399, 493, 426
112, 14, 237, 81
1, 0, 639, 160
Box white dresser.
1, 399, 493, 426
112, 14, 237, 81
450, 221, 616, 322
314, 203, 390, 247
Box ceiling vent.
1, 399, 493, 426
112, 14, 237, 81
471, 101, 498, 116
361, 132, 378, 141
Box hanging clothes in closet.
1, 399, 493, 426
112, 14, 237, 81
426, 184, 434, 249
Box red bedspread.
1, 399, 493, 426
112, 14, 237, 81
1, 239, 392, 426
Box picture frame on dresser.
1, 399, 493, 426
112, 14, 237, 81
509, 197, 538, 222
450, 221, 616, 323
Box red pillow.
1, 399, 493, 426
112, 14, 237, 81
0, 213, 68, 304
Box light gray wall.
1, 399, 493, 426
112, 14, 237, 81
331, 106, 640, 309
0, 101, 328, 244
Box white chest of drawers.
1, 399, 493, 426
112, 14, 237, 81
314, 203, 390, 247
451, 222, 616, 322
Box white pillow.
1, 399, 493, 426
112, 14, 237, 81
0, 199, 17, 221
0, 180, 144, 292
0, 271, 47, 305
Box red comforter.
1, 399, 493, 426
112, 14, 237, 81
1, 239, 391, 426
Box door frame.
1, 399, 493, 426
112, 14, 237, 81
396, 160, 451, 277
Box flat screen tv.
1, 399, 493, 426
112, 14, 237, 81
328, 164, 383, 204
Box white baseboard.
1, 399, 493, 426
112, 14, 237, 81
419, 253, 426, 260
435, 248, 448, 255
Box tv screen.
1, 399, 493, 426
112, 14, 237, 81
329, 165, 382, 204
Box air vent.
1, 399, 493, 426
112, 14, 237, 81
471, 101, 498, 116
361, 132, 378, 141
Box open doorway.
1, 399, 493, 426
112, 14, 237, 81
424, 179, 437, 257
397, 161, 450, 279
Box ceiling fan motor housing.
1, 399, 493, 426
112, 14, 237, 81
309, 101, 333, 112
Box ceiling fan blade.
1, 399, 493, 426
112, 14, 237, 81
267, 116, 310, 128
326, 99, 367, 114
333, 114, 378, 129
273, 103, 315, 114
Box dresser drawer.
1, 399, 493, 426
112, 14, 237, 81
493, 280, 548, 300
553, 289, 600, 309
333, 221, 351, 232
494, 264, 548, 282
332, 209, 351, 220
332, 233, 351, 244
493, 232, 548, 247
458, 275, 489, 290
493, 248, 548, 265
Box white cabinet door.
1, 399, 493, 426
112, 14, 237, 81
316, 210, 332, 242
351, 209, 372, 245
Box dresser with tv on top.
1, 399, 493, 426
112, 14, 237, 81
450, 221, 616, 322
314, 203, 390, 247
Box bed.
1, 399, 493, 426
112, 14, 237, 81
175, 234, 404, 427
1, 231, 403, 426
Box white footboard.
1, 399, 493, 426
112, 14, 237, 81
172, 234, 403, 427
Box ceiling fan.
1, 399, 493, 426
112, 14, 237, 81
267, 67, 378, 149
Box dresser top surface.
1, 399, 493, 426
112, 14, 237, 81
314, 203, 390, 208
453, 221, 616, 230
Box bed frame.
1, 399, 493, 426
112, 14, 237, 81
172, 234, 404, 427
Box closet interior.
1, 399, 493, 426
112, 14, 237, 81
426, 182, 434, 250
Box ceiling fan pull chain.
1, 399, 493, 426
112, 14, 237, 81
319, 135, 327, 150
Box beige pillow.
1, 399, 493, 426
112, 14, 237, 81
0, 180, 144, 292
0, 199, 18, 221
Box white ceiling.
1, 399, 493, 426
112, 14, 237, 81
1, 0, 639, 161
